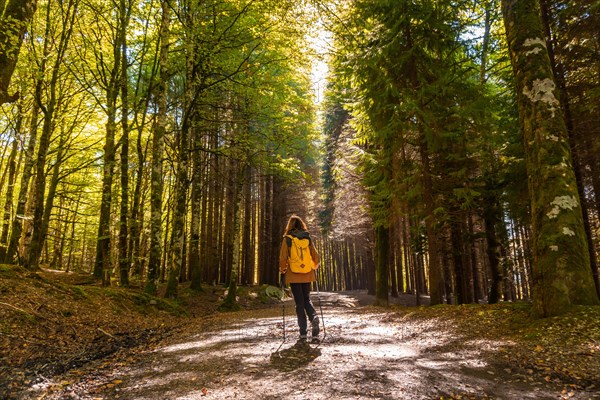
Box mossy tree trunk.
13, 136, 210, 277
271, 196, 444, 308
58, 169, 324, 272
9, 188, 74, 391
539, 0, 600, 299
501, 0, 600, 316
0, 0, 37, 105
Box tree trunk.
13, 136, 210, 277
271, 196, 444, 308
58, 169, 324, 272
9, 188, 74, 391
501, 0, 600, 315
164, 121, 189, 298
403, 12, 444, 304
33, 128, 66, 270
5, 98, 40, 264
539, 0, 600, 299
450, 220, 465, 305
92, 0, 122, 286
164, 60, 194, 297
220, 163, 247, 311
270, 176, 285, 285
93, 96, 117, 285
118, 0, 131, 287
242, 165, 253, 284
468, 213, 481, 303
25, 93, 55, 270
26, 0, 76, 270
129, 124, 145, 277
419, 137, 444, 305
0, 0, 37, 105
374, 225, 389, 306
479, 1, 494, 84
222, 158, 237, 286
205, 147, 218, 283
146, 0, 170, 294
0, 126, 19, 257
189, 128, 203, 291
484, 183, 503, 304
389, 225, 398, 298
66, 193, 81, 272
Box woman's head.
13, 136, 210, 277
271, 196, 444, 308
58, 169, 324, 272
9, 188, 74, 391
283, 214, 308, 235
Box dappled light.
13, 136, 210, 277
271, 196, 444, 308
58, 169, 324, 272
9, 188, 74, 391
25, 292, 581, 400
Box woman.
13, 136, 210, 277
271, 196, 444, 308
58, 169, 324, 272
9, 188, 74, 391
279, 214, 320, 340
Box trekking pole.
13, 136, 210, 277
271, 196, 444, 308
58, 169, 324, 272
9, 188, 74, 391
276, 272, 286, 353
314, 277, 326, 342
280, 272, 286, 342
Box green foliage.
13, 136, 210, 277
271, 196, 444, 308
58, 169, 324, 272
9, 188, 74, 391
329, 0, 505, 226
0, 0, 321, 283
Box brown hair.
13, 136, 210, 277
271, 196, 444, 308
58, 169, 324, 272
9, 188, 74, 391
283, 214, 308, 236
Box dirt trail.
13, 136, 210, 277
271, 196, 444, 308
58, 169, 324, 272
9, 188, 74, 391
28, 292, 590, 399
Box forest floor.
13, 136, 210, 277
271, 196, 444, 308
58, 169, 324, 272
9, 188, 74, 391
1, 265, 600, 400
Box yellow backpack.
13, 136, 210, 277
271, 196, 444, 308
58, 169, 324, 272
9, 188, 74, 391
285, 235, 314, 274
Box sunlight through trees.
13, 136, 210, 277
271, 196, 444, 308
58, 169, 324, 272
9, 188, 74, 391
0, 0, 598, 315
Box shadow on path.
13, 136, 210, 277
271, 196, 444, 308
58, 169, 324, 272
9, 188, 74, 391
26, 291, 592, 400
270, 339, 322, 372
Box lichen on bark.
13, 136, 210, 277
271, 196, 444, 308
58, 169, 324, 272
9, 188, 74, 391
501, 0, 599, 316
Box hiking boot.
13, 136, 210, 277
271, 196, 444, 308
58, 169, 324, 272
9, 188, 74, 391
299, 333, 307, 341
311, 315, 320, 337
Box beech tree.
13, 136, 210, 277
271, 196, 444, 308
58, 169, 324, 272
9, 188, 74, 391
26, 0, 79, 270
0, 0, 37, 105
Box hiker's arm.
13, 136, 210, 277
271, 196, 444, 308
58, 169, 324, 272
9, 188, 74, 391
310, 242, 320, 268
279, 241, 288, 273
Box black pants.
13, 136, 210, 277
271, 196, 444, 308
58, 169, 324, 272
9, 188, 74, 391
290, 282, 316, 335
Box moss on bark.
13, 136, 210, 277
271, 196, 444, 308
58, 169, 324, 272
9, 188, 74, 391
501, 0, 599, 316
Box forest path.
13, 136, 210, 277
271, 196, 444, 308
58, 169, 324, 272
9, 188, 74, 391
32, 292, 576, 400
